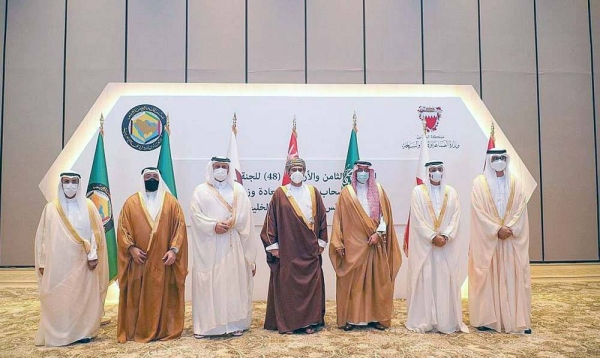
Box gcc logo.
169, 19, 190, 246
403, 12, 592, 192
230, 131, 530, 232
121, 104, 167, 151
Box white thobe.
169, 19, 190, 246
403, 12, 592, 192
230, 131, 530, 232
405, 184, 468, 334
34, 199, 108, 346
469, 174, 531, 333
265, 183, 327, 251
190, 180, 257, 335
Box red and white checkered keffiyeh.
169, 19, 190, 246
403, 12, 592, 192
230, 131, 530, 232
351, 164, 381, 220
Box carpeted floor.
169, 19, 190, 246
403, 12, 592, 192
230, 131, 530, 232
0, 281, 599, 357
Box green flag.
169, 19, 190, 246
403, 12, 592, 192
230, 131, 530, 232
341, 126, 360, 188
157, 129, 178, 198
86, 130, 118, 282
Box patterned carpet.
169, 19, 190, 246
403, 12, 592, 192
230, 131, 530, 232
0, 280, 599, 358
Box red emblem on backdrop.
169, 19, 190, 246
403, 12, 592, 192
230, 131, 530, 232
418, 106, 443, 132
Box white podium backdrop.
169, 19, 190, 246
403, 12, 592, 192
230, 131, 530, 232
40, 83, 537, 301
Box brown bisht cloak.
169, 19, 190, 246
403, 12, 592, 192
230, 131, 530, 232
117, 192, 188, 343
329, 184, 402, 328
260, 185, 328, 333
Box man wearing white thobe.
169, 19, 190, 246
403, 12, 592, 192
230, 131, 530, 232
469, 148, 532, 334
190, 157, 256, 338
35, 171, 109, 346
405, 161, 468, 334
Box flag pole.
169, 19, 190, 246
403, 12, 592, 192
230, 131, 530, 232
232, 112, 237, 136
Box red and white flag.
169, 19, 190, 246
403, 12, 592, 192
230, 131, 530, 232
403, 129, 430, 256
281, 124, 299, 185
227, 115, 243, 185
483, 122, 496, 171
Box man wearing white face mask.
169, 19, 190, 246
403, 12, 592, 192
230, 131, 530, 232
117, 167, 188, 343
260, 157, 328, 334
405, 161, 468, 334
469, 149, 532, 334
189, 157, 256, 338
329, 161, 401, 331
35, 172, 109, 346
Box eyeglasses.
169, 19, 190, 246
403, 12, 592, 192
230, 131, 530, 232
428, 166, 444, 173
491, 155, 507, 162
289, 166, 305, 173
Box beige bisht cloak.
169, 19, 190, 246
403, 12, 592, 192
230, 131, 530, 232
469, 174, 531, 333
405, 184, 468, 333
329, 184, 402, 328
117, 192, 188, 343
34, 199, 109, 346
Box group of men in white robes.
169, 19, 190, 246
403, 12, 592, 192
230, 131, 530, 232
34, 147, 532, 346
405, 148, 531, 335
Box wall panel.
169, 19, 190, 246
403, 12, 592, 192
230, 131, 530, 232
537, 0, 598, 260
1, 0, 65, 265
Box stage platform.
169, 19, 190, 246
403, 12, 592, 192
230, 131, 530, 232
0, 264, 598, 357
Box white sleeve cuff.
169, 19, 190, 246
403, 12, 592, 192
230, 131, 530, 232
376, 215, 387, 232
266, 243, 279, 251
429, 233, 438, 242
318, 239, 327, 248
87, 251, 98, 261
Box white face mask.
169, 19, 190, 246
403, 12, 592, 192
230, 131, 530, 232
290, 171, 305, 184
63, 183, 78, 198
213, 168, 228, 182
356, 172, 370, 184
429, 171, 443, 183
490, 160, 507, 172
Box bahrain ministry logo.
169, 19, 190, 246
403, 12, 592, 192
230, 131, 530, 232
86, 184, 114, 231
122, 104, 167, 151
418, 106, 443, 132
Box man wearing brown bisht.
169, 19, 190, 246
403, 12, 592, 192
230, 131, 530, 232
117, 167, 188, 343
260, 158, 328, 334
329, 160, 402, 331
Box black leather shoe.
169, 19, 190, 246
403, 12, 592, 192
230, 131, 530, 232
343, 324, 354, 331
524, 329, 532, 334
368, 322, 386, 331
476, 326, 493, 332
74, 338, 92, 344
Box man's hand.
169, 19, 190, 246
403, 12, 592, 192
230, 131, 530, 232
271, 249, 280, 258
403, 242, 408, 257
129, 246, 147, 264
162, 250, 176, 266
498, 226, 513, 240
87, 259, 98, 270
214, 221, 230, 235
336, 247, 346, 257
367, 233, 379, 246
252, 264, 256, 277
432, 235, 447, 247
318, 246, 325, 254
38, 267, 44, 276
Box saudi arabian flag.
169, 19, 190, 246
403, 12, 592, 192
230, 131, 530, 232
157, 129, 178, 198
86, 130, 118, 282
341, 125, 360, 188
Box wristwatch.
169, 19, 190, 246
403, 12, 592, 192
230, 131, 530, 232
170, 247, 179, 254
